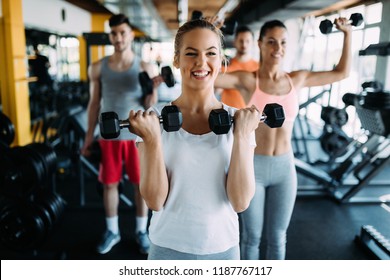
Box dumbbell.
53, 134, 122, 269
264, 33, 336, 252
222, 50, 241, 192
99, 105, 182, 139
319, 13, 363, 34
190, 10, 237, 35
0, 143, 57, 196
208, 103, 285, 135
139, 66, 175, 97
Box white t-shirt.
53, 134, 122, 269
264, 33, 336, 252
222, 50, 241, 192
137, 103, 256, 255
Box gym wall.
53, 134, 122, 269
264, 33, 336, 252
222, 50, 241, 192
22, 0, 91, 36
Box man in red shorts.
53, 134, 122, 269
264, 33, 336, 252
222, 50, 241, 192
81, 13, 157, 255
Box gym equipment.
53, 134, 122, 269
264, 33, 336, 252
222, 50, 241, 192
295, 18, 389, 204
319, 106, 352, 158
0, 117, 65, 252
361, 81, 383, 92
363, 90, 390, 111
99, 105, 183, 139
208, 103, 285, 135
0, 143, 57, 197
296, 89, 390, 203
355, 225, 390, 260
191, 10, 203, 20
319, 127, 351, 158
359, 41, 390, 56
319, 13, 363, 34
0, 112, 15, 146
357, 91, 390, 135
293, 85, 333, 163
0, 191, 65, 251
45, 105, 134, 208
139, 66, 175, 98
321, 106, 349, 127
294, 157, 333, 185
190, 10, 238, 35
342, 92, 361, 107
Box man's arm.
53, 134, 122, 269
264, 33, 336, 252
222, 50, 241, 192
215, 71, 254, 103
141, 61, 158, 109
81, 61, 102, 156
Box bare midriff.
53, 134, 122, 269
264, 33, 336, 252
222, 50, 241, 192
254, 121, 294, 155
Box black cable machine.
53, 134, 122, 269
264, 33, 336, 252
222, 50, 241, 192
295, 42, 390, 204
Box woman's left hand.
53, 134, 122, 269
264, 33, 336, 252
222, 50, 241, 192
233, 105, 261, 137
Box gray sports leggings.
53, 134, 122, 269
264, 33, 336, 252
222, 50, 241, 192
240, 151, 297, 260
148, 243, 240, 260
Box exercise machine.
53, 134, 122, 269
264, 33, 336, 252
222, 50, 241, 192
296, 89, 390, 203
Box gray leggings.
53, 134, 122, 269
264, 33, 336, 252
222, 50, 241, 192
148, 243, 240, 260
240, 151, 297, 260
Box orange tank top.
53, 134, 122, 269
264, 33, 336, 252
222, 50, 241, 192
221, 58, 259, 109
247, 73, 299, 122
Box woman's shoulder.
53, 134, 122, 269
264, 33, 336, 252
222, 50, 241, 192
222, 103, 238, 115
286, 70, 310, 90
287, 69, 312, 80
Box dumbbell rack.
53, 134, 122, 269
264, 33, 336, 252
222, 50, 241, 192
355, 225, 390, 260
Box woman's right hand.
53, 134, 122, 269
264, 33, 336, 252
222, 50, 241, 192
205, 15, 224, 29
334, 17, 352, 34
128, 110, 161, 144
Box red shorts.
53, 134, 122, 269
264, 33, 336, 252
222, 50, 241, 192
98, 139, 140, 185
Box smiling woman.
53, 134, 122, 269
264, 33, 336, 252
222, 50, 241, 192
214, 17, 353, 260
129, 19, 261, 260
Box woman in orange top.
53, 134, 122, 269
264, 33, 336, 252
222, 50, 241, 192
215, 18, 352, 259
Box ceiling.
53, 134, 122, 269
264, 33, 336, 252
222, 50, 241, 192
65, 0, 368, 42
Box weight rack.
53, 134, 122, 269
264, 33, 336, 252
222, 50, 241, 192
355, 225, 390, 260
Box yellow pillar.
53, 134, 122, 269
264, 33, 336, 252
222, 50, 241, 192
79, 13, 110, 81
91, 13, 110, 64
0, 0, 31, 146
78, 35, 87, 81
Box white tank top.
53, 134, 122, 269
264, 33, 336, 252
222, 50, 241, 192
137, 103, 256, 254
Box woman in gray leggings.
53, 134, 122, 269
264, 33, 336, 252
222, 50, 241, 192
215, 18, 352, 259
240, 152, 297, 260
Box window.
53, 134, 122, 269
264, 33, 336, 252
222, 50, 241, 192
58, 37, 80, 81
299, 2, 383, 137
